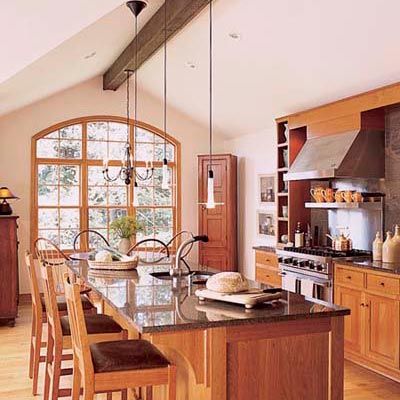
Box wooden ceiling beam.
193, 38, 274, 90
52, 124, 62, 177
103, 0, 210, 91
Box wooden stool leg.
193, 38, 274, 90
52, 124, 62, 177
146, 386, 153, 400
121, 389, 128, 400
32, 321, 43, 395
72, 355, 81, 400
168, 365, 176, 400
106, 393, 113, 400
50, 343, 62, 400
83, 386, 95, 400
29, 311, 36, 379
43, 328, 54, 400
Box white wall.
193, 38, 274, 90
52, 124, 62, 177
224, 128, 276, 279
0, 76, 224, 293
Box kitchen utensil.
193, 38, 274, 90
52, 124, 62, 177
326, 228, 352, 251
352, 191, 363, 202
341, 190, 353, 203
334, 191, 344, 202
321, 188, 335, 202
281, 205, 288, 218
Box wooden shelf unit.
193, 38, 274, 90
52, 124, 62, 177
276, 120, 310, 245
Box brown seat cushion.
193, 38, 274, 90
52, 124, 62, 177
60, 314, 123, 336
90, 340, 170, 373
41, 294, 95, 313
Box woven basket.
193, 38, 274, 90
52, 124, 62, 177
88, 256, 139, 271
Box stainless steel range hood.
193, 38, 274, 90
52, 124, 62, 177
283, 129, 385, 181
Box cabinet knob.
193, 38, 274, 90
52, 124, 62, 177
380, 282, 385, 286
346, 276, 352, 280
360, 303, 365, 307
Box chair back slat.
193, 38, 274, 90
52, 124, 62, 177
63, 274, 94, 378
25, 251, 42, 313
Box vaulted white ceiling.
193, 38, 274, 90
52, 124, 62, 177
2, 0, 400, 139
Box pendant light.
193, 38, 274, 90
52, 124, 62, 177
161, 0, 170, 190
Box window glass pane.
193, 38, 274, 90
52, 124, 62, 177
60, 165, 79, 186
109, 187, 127, 205
154, 143, 174, 161
59, 140, 81, 159
88, 229, 109, 249
89, 208, 107, 228
136, 187, 153, 206
38, 165, 58, 185
135, 143, 153, 161
135, 128, 154, 143
136, 208, 154, 229
154, 187, 172, 206
87, 141, 107, 160
88, 166, 106, 186
60, 229, 78, 249
109, 141, 126, 160
155, 208, 173, 227
135, 168, 153, 186
38, 229, 59, 244
38, 208, 59, 229
136, 228, 155, 242
88, 187, 107, 206
37, 139, 59, 158
155, 226, 173, 243
38, 185, 58, 206
109, 122, 128, 142
109, 208, 127, 223
88, 122, 108, 140
60, 186, 79, 206
60, 208, 80, 229
59, 124, 82, 140
45, 131, 59, 139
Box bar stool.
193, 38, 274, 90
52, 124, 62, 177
25, 251, 96, 396
41, 263, 128, 400
63, 274, 176, 400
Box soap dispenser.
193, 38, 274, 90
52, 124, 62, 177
372, 231, 383, 262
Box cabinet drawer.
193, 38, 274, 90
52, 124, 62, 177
336, 266, 365, 288
255, 251, 278, 268
366, 274, 400, 295
256, 266, 281, 287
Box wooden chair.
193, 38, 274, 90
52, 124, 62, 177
127, 238, 170, 264
25, 251, 97, 395
63, 274, 176, 400
73, 229, 110, 252
41, 263, 128, 400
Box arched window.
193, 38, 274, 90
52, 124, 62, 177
31, 116, 180, 251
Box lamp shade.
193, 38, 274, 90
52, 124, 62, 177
0, 187, 19, 200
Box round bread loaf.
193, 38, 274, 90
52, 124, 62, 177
206, 272, 249, 293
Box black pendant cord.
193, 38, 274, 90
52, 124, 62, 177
163, 0, 168, 164
209, 0, 213, 176
134, 10, 138, 182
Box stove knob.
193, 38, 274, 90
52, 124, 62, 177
292, 259, 299, 266
283, 258, 293, 264
315, 263, 323, 271
309, 261, 315, 269
278, 257, 284, 263
298, 261, 306, 268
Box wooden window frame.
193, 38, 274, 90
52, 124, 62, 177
31, 115, 181, 254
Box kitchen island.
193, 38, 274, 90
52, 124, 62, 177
68, 259, 349, 400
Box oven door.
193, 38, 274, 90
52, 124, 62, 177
280, 268, 332, 302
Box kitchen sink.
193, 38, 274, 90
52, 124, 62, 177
150, 270, 214, 284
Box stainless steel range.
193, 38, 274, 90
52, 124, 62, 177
276, 246, 371, 302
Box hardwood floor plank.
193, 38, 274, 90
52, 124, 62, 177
1, 305, 400, 399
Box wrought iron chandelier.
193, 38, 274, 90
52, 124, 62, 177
102, 1, 154, 188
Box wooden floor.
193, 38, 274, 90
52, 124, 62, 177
1, 305, 400, 399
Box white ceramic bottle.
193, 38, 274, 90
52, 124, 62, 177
372, 232, 383, 261
382, 231, 395, 263
392, 225, 400, 262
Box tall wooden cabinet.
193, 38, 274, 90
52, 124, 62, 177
0, 216, 19, 326
198, 154, 237, 271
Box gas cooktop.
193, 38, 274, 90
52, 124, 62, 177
281, 246, 372, 258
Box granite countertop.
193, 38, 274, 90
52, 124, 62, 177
336, 258, 400, 275
67, 258, 349, 334
252, 245, 276, 253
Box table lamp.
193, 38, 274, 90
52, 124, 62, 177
0, 187, 19, 215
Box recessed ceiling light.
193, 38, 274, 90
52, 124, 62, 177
84, 51, 97, 60
185, 61, 196, 69
228, 32, 241, 40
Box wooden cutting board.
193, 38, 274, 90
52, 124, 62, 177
195, 288, 282, 309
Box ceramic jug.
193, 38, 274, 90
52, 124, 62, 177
392, 225, 400, 262
382, 231, 396, 263
372, 231, 383, 262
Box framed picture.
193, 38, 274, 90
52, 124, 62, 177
258, 174, 275, 205
257, 210, 275, 238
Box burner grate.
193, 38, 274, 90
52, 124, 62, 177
282, 246, 371, 258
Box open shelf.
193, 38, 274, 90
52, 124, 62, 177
277, 192, 288, 197
304, 202, 382, 210
278, 217, 288, 222
277, 167, 288, 172
277, 142, 288, 148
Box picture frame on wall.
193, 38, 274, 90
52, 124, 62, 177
258, 174, 275, 205
256, 210, 275, 238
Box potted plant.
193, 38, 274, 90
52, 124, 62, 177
110, 216, 143, 254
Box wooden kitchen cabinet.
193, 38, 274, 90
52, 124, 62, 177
198, 154, 237, 271
334, 263, 400, 381
255, 249, 281, 287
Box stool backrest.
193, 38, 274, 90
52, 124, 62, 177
25, 250, 42, 323
34, 238, 69, 295
40, 263, 62, 339
63, 273, 94, 378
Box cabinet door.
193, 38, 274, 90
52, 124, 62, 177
334, 285, 363, 354
256, 266, 281, 287
364, 293, 400, 369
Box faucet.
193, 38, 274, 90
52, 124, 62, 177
170, 235, 209, 277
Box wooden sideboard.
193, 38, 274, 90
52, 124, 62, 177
334, 263, 400, 382
198, 154, 237, 271
254, 249, 281, 287
0, 216, 19, 326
